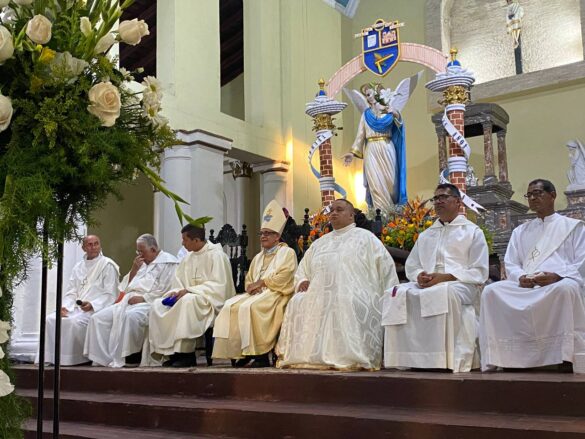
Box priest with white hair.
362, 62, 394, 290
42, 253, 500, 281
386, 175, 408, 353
39, 235, 119, 366
84, 234, 178, 367
382, 184, 489, 372
277, 199, 398, 370
213, 200, 298, 367
148, 224, 235, 367
480, 179, 585, 371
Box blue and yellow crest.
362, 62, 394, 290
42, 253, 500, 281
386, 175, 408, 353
361, 19, 401, 77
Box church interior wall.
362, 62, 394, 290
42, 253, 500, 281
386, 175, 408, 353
89, 0, 584, 265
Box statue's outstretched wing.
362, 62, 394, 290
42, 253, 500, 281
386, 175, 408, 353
389, 70, 423, 114
343, 87, 368, 115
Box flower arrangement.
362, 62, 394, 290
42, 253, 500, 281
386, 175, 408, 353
296, 210, 331, 252
0, 1, 206, 435
381, 197, 435, 250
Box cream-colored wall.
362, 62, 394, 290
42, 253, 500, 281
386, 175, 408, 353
346, 0, 585, 209
88, 175, 154, 274
220, 73, 245, 120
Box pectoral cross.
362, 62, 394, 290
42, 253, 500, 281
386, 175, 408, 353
529, 248, 540, 262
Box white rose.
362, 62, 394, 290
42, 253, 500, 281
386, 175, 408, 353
94, 32, 115, 54
1, 7, 16, 24
0, 94, 13, 132
80, 16, 92, 37
0, 0, 10, 7
87, 82, 121, 127
0, 320, 9, 344
0, 370, 14, 397
118, 18, 149, 46
0, 25, 14, 64
26, 14, 52, 45
13, 0, 33, 5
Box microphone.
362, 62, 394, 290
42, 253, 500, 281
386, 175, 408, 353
76, 300, 83, 306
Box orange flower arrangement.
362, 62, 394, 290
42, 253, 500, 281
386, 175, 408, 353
381, 197, 435, 250
297, 210, 332, 253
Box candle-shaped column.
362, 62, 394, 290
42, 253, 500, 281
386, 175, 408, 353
305, 79, 348, 207
426, 49, 476, 215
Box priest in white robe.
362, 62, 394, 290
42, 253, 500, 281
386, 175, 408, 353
276, 199, 399, 371
480, 179, 585, 370
148, 224, 235, 367
213, 200, 297, 367
84, 234, 178, 367
382, 184, 489, 372
39, 235, 119, 366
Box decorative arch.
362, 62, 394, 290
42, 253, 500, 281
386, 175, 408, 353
325, 43, 447, 97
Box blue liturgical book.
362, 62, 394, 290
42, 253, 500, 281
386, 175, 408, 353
162, 296, 178, 307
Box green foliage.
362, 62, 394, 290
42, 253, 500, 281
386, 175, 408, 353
0, 0, 209, 435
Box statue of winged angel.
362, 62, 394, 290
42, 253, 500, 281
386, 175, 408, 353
343, 71, 422, 213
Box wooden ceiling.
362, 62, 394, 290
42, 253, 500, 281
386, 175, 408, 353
119, 0, 243, 86
119, 0, 157, 81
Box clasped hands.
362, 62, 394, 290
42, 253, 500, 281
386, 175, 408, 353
246, 280, 265, 295
519, 272, 561, 288
417, 271, 456, 289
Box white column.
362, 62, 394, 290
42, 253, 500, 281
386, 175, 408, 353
254, 161, 290, 213
155, 129, 232, 253
10, 239, 85, 362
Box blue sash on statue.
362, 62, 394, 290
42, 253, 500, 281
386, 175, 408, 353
364, 108, 407, 205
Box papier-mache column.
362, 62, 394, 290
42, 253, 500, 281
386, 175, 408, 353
305, 79, 348, 207
426, 49, 476, 215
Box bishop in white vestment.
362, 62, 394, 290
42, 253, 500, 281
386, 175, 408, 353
148, 224, 235, 367
84, 234, 178, 367
382, 184, 489, 372
39, 235, 119, 365
277, 199, 399, 370
480, 179, 585, 370
213, 200, 297, 367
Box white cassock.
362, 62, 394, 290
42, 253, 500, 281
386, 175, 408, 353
276, 223, 398, 370
382, 216, 489, 372
149, 242, 235, 359
84, 251, 178, 367
38, 254, 119, 366
480, 213, 585, 370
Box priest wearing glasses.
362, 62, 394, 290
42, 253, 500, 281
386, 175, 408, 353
480, 179, 585, 371
382, 183, 489, 372
213, 200, 297, 367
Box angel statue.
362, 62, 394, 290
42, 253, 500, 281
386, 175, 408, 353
566, 139, 585, 191
343, 71, 422, 214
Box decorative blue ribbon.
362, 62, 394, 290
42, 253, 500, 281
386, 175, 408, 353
363, 108, 407, 206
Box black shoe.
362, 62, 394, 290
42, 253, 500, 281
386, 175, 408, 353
250, 353, 271, 368
170, 352, 197, 368
124, 351, 142, 367
234, 357, 252, 368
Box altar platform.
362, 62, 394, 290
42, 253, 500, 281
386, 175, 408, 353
14, 361, 585, 439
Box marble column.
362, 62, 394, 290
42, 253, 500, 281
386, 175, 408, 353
497, 130, 509, 184
155, 129, 232, 255
254, 161, 290, 214
436, 127, 448, 172
482, 121, 497, 184
10, 237, 85, 362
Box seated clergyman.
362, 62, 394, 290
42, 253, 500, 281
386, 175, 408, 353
148, 224, 235, 368
38, 235, 119, 366
276, 199, 398, 370
382, 184, 489, 372
84, 234, 178, 367
480, 179, 585, 371
213, 200, 298, 367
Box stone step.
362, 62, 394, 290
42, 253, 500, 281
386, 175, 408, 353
18, 389, 585, 439
14, 366, 585, 417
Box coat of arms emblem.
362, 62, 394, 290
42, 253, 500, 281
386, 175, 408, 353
361, 19, 401, 77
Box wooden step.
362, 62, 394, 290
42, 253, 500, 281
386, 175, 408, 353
22, 419, 217, 439
14, 365, 585, 417
17, 388, 585, 439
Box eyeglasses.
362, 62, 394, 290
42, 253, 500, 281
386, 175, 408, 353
431, 194, 457, 203
523, 189, 547, 199
257, 231, 278, 237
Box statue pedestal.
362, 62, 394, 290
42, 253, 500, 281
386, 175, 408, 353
466, 182, 528, 278
564, 189, 585, 220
